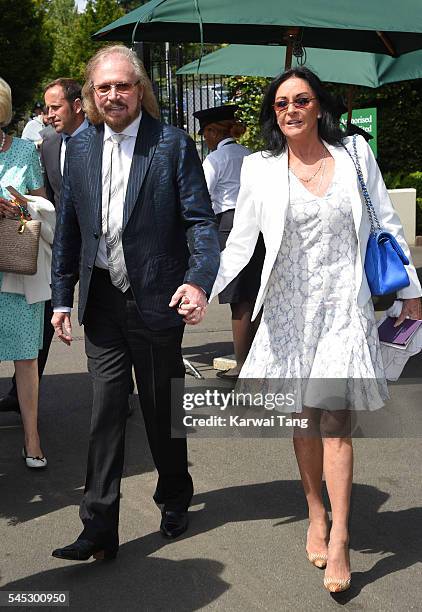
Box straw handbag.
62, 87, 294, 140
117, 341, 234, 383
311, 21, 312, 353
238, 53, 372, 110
0, 215, 41, 275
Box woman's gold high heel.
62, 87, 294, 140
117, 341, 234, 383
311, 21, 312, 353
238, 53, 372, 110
306, 522, 329, 568
324, 541, 351, 592
307, 551, 328, 568
323, 576, 351, 593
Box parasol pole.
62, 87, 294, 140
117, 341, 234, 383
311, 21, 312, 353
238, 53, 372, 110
283, 27, 301, 69
347, 85, 355, 127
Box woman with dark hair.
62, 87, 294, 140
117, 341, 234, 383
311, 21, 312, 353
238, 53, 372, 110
210, 67, 422, 592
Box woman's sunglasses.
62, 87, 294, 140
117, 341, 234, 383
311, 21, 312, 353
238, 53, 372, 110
273, 97, 318, 113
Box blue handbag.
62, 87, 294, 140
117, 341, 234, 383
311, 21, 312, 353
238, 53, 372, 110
345, 136, 410, 296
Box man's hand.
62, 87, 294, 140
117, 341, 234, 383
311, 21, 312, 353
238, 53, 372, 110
169, 283, 208, 325
51, 312, 73, 345
393, 297, 422, 327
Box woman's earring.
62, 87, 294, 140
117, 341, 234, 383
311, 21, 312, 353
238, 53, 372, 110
317, 113, 322, 119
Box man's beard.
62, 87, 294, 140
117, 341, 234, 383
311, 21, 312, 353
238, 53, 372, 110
99, 98, 142, 131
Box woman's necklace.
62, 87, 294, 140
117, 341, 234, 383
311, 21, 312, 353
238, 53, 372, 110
0, 131, 6, 153
289, 148, 327, 183
315, 155, 327, 195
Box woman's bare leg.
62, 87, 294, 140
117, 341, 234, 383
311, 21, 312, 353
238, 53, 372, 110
293, 408, 329, 557
321, 410, 353, 581
15, 358, 43, 457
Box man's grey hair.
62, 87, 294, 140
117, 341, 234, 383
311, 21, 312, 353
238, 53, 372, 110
82, 44, 160, 124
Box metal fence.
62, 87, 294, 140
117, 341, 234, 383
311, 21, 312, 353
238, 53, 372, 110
135, 42, 228, 159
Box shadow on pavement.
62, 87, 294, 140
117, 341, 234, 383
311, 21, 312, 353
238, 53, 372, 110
0, 373, 155, 525
0, 471, 421, 607
331, 482, 422, 603
183, 342, 234, 368
1, 553, 229, 611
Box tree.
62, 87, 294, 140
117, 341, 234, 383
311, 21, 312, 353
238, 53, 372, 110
118, 0, 148, 10
43, 0, 79, 80
228, 75, 422, 173
0, 0, 51, 124
57, 0, 124, 82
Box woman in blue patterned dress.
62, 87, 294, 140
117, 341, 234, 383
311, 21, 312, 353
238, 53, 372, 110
0, 78, 55, 468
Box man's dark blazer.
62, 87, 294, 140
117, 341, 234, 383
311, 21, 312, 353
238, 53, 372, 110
40, 132, 62, 208
51, 112, 220, 330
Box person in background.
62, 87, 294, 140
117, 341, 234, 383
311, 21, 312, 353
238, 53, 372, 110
42, 78, 88, 208
0, 79, 88, 414
0, 78, 56, 468
21, 101, 45, 148
194, 105, 265, 380
39, 105, 55, 140
210, 67, 422, 593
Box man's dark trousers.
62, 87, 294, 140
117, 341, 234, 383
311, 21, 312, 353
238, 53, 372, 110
79, 268, 193, 548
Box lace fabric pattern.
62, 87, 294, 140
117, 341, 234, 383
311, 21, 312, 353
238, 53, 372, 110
239, 168, 389, 411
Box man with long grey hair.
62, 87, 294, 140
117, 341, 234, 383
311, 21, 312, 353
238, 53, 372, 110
51, 45, 219, 561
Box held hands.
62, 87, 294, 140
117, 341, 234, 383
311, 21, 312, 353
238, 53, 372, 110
169, 283, 208, 325
393, 297, 422, 327
51, 312, 73, 345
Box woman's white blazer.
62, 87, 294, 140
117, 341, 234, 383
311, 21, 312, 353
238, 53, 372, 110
210, 135, 422, 320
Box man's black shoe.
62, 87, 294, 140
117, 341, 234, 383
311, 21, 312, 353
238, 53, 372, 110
52, 539, 118, 561
160, 511, 189, 539
0, 394, 20, 413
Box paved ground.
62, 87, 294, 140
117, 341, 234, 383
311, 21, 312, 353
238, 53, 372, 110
0, 249, 421, 611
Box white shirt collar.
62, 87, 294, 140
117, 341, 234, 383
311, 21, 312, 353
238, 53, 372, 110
103, 111, 143, 142
216, 137, 235, 150
62, 118, 89, 141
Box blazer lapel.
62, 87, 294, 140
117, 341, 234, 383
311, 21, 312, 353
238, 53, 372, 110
86, 126, 104, 231
263, 152, 289, 254
123, 112, 161, 229
50, 134, 62, 181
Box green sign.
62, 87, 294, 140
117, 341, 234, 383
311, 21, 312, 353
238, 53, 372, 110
341, 107, 377, 157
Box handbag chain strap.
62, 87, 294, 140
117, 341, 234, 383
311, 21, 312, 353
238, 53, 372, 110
343, 135, 381, 234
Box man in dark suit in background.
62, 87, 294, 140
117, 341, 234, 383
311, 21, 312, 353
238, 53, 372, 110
50, 45, 220, 561
42, 78, 88, 208
0, 79, 88, 413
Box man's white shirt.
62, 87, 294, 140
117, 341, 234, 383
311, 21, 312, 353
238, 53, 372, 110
202, 138, 250, 215
55, 112, 142, 312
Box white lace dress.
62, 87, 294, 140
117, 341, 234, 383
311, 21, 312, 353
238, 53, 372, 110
239, 167, 389, 411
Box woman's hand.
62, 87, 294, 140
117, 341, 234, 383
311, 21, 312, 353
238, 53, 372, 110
0, 198, 20, 219
394, 297, 422, 326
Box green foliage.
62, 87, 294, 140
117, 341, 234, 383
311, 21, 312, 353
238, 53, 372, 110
118, 0, 147, 10
417, 199, 422, 236
227, 73, 422, 172
227, 76, 270, 151
64, 0, 124, 82
384, 171, 422, 235
384, 171, 422, 194
0, 0, 51, 124
42, 0, 79, 80
42, 0, 124, 84
328, 81, 422, 173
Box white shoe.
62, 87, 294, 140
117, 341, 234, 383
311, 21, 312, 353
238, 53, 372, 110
22, 447, 47, 469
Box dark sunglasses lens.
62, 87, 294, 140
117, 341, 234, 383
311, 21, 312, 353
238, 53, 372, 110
295, 98, 311, 108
